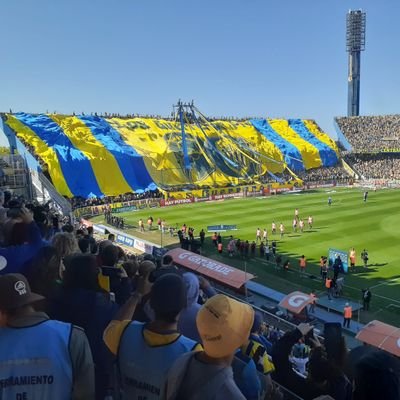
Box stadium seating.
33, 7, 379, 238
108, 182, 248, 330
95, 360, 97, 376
336, 115, 400, 152
336, 115, 400, 181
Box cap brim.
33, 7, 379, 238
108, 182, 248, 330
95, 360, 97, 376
22, 293, 45, 307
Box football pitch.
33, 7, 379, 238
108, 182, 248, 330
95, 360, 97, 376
92, 188, 400, 326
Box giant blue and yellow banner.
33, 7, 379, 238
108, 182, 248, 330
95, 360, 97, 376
2, 113, 338, 198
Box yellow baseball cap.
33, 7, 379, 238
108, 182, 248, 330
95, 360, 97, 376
196, 294, 254, 358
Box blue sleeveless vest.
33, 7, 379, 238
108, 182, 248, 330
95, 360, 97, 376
0, 320, 73, 400
118, 321, 196, 400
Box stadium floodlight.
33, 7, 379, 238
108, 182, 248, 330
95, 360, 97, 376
346, 10, 366, 117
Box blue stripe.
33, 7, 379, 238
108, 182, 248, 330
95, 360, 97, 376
78, 116, 156, 193
250, 119, 305, 172
15, 113, 103, 197
288, 119, 338, 167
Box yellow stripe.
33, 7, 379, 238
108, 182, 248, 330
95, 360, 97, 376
50, 115, 133, 196
303, 120, 339, 155
5, 115, 73, 197
208, 121, 285, 174
268, 119, 322, 169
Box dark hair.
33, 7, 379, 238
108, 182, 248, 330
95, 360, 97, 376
122, 261, 138, 278
117, 246, 126, 261
63, 254, 102, 292
353, 350, 400, 400
100, 244, 119, 266
108, 233, 115, 241
162, 255, 173, 265
78, 238, 91, 253
62, 224, 74, 233
7, 222, 30, 245
25, 246, 61, 297
87, 226, 93, 235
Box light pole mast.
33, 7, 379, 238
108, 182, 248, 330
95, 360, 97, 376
346, 10, 366, 117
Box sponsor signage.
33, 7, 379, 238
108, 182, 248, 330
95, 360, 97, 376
93, 224, 107, 234
166, 248, 254, 289
116, 234, 134, 248
134, 239, 153, 254
194, 196, 210, 202
328, 248, 349, 273
278, 291, 313, 314
161, 198, 194, 206
112, 206, 136, 213
211, 193, 237, 200
207, 224, 237, 232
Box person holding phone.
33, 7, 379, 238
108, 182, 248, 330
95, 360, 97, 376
271, 323, 324, 399
308, 323, 352, 400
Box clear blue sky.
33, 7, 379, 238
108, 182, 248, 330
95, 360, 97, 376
1, 0, 399, 144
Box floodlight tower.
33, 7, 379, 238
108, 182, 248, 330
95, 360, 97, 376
346, 10, 366, 116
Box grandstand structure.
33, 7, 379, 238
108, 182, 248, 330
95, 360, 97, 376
335, 115, 400, 184
0, 108, 339, 205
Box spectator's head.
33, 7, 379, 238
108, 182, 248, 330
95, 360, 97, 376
353, 349, 400, 400
98, 239, 112, 255
75, 229, 84, 238
78, 237, 91, 253
63, 254, 102, 292
100, 244, 119, 267
0, 274, 44, 326
87, 226, 94, 236
52, 232, 79, 259
7, 222, 30, 245
196, 294, 254, 359
61, 224, 74, 233
107, 233, 115, 242
25, 246, 62, 296
122, 260, 138, 279
251, 311, 264, 334
162, 254, 174, 267
150, 274, 187, 323
138, 260, 156, 277
117, 246, 126, 261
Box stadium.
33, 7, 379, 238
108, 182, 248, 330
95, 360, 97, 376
0, 4, 399, 400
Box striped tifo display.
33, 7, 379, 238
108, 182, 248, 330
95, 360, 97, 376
2, 113, 338, 198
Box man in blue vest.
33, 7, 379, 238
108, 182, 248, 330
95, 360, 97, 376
104, 273, 201, 400
0, 273, 95, 400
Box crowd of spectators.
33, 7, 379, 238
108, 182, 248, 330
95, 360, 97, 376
344, 153, 400, 180
0, 190, 399, 400
71, 189, 162, 209
296, 166, 351, 183
336, 115, 400, 152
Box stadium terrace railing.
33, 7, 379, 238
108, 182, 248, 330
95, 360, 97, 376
34, 171, 72, 216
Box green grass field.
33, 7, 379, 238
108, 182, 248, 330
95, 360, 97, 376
92, 188, 400, 326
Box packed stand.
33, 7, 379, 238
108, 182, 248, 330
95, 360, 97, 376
344, 153, 400, 180
71, 189, 163, 209
336, 115, 400, 152
0, 190, 400, 400
296, 166, 351, 183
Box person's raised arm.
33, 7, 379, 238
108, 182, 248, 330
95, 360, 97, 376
112, 272, 152, 321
